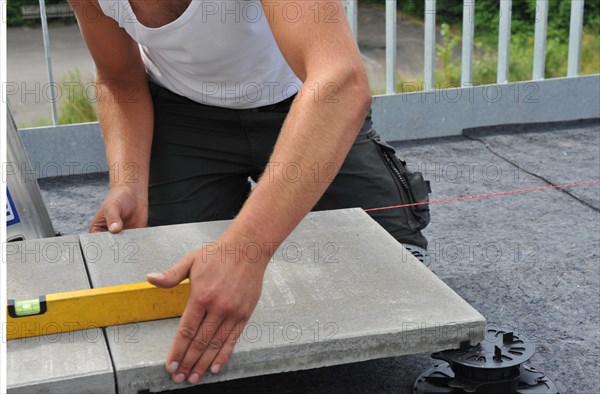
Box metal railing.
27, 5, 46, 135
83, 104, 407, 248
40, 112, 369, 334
345, 0, 588, 92
38, 0, 59, 125
568, 0, 586, 77
14, 0, 600, 178
30, 0, 593, 122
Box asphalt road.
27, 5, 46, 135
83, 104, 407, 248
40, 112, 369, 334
6, 24, 96, 127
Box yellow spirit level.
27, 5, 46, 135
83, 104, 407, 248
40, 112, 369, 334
6, 280, 190, 340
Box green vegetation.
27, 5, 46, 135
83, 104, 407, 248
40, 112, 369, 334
7, 0, 76, 26
368, 0, 599, 90
378, 0, 599, 35
435, 2, 599, 86
436, 22, 462, 86
56, 68, 98, 125
19, 68, 98, 128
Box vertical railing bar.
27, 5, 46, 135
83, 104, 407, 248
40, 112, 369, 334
567, 0, 585, 77
424, 0, 436, 91
39, 0, 59, 126
532, 0, 549, 80
497, 0, 512, 84
345, 0, 358, 40
386, 0, 397, 94
461, 0, 476, 86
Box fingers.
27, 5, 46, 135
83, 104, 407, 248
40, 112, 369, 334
165, 296, 247, 384
174, 313, 224, 384
164, 298, 207, 380
89, 209, 108, 233
89, 185, 149, 233
185, 318, 243, 383
88, 200, 123, 233
104, 201, 123, 233
147, 254, 194, 288
171, 316, 244, 384
206, 319, 245, 375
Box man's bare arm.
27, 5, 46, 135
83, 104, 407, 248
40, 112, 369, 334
230, 0, 372, 254
147, 1, 372, 383
69, 0, 153, 232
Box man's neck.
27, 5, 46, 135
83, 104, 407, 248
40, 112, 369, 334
128, 0, 192, 28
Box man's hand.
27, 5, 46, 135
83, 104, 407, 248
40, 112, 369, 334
147, 235, 265, 384
89, 185, 148, 233
70, 0, 153, 235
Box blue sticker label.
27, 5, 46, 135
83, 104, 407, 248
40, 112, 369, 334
7, 188, 21, 226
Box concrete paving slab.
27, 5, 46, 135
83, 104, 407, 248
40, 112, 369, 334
463, 119, 600, 210
79, 208, 485, 393
5, 235, 115, 394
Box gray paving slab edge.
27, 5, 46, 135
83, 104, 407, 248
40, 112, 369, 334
82, 210, 485, 393
113, 320, 485, 394
8, 370, 116, 394
7, 212, 486, 394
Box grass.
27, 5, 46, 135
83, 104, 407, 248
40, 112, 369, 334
18, 68, 98, 128
373, 25, 600, 95
56, 68, 98, 125
434, 23, 597, 89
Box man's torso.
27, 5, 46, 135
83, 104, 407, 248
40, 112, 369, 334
98, 0, 302, 109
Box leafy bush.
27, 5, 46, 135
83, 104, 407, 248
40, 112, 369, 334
367, 0, 599, 36
429, 27, 598, 89
436, 23, 461, 86
384, 0, 600, 90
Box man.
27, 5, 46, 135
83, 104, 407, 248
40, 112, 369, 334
69, 0, 430, 385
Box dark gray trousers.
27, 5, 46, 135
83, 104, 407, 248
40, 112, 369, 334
148, 81, 429, 249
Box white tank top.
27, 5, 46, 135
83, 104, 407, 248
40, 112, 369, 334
98, 0, 302, 109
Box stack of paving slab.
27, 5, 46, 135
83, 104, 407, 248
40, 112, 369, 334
6, 208, 485, 393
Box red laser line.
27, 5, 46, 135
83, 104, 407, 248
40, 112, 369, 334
363, 180, 600, 212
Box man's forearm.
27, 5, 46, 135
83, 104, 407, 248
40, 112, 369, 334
226, 72, 372, 263
96, 72, 154, 194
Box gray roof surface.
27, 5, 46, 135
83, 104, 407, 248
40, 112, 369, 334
38, 119, 600, 393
